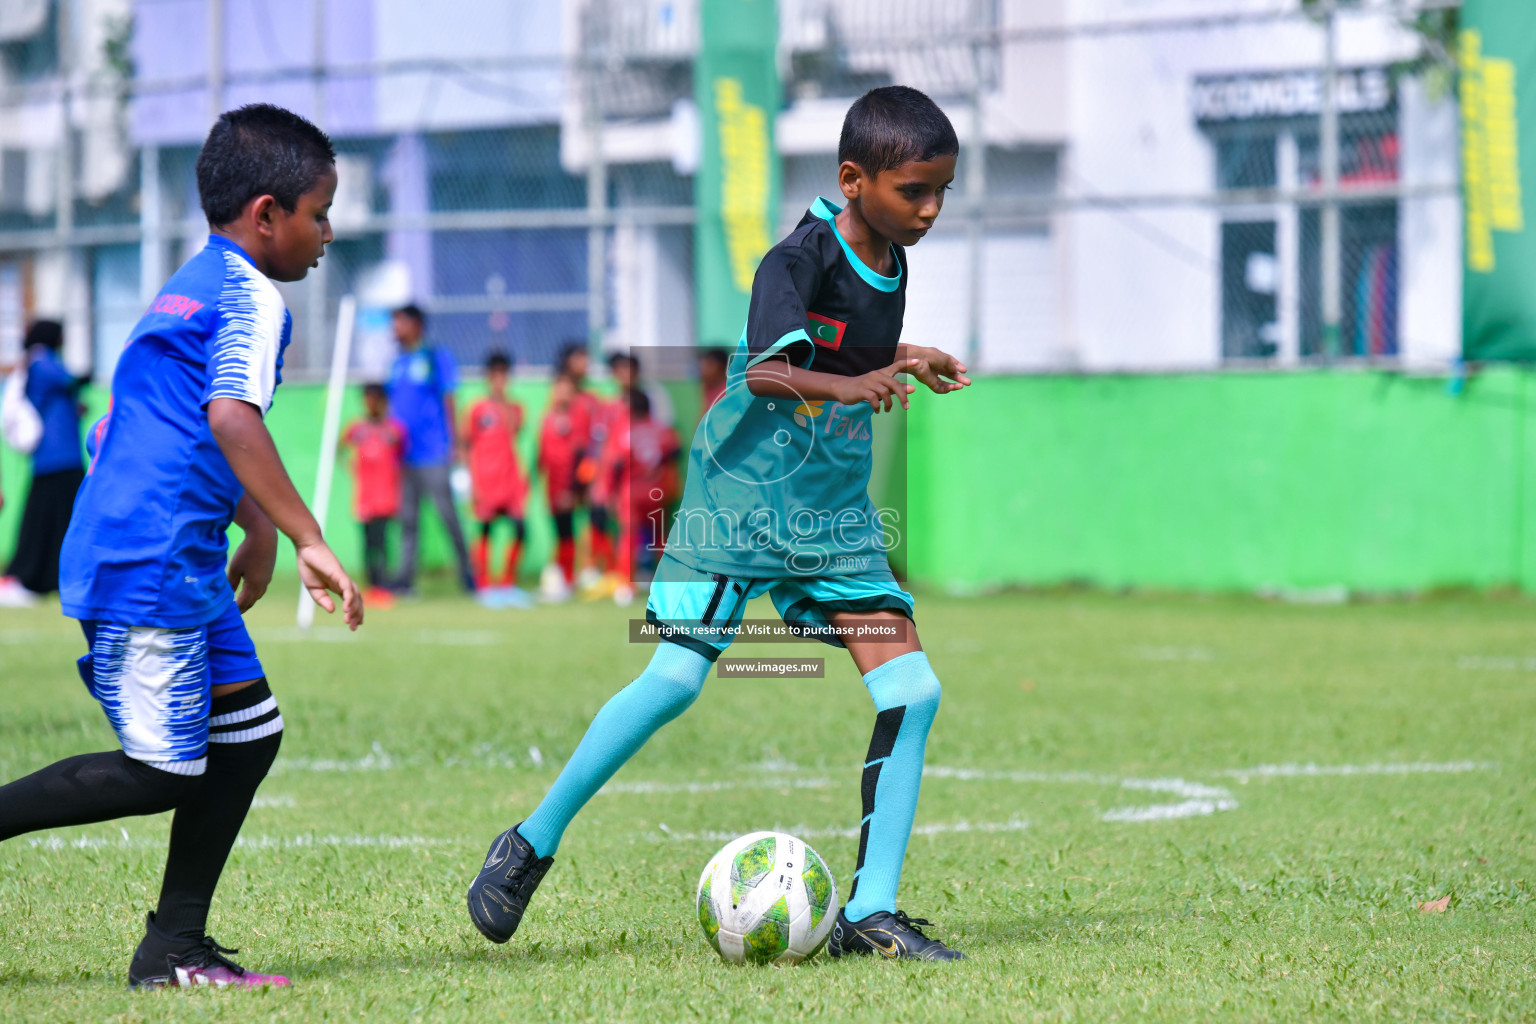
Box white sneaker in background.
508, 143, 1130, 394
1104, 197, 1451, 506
0, 577, 38, 608
576, 566, 602, 590
539, 563, 572, 603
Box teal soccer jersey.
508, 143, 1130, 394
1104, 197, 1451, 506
667, 197, 906, 578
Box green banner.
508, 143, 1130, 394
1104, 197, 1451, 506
1461, 3, 1535, 360
694, 0, 779, 347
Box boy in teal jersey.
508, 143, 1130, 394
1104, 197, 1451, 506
467, 86, 972, 961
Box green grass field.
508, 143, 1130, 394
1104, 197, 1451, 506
2, 587, 1534, 1022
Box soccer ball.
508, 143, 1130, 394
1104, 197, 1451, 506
695, 831, 838, 964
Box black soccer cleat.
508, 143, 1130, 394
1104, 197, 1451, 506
466, 822, 554, 944
128, 912, 291, 989
828, 908, 965, 962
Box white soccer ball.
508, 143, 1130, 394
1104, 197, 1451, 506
695, 831, 838, 964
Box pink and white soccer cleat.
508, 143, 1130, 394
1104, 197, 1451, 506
128, 913, 291, 990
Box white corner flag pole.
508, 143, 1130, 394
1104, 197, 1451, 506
297, 293, 357, 630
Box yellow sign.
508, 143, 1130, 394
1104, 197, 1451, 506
714, 77, 773, 293
1462, 29, 1524, 273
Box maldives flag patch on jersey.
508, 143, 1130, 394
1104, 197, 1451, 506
807, 312, 846, 350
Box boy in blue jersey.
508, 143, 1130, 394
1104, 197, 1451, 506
0, 104, 362, 989
468, 87, 973, 961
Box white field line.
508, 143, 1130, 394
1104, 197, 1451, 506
264, 748, 1493, 827
1131, 646, 1215, 662
1105, 777, 1239, 821
603, 777, 836, 795
1103, 798, 1239, 822
923, 766, 1240, 822
250, 794, 296, 808
1220, 760, 1495, 782
271, 741, 396, 774
271, 742, 547, 774
24, 759, 1494, 852
649, 818, 1030, 843
26, 831, 447, 852
1458, 655, 1536, 671
604, 767, 1242, 823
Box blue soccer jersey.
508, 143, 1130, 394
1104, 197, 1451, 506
387, 345, 458, 466
60, 234, 292, 629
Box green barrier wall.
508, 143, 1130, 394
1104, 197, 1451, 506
6, 369, 1536, 595
905, 368, 1536, 593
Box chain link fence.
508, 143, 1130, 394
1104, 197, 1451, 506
0, 0, 1460, 382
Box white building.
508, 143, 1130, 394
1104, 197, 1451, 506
0, 0, 1461, 376
568, 0, 1460, 372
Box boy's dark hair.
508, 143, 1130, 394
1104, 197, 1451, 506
698, 346, 729, 370
393, 304, 426, 326
628, 387, 651, 417
196, 104, 336, 227
24, 319, 63, 352
486, 351, 512, 373
557, 342, 587, 375
608, 352, 639, 372
837, 86, 958, 176
363, 382, 388, 401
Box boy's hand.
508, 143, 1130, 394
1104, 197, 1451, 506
228, 530, 277, 612
229, 492, 277, 612
297, 541, 364, 630
899, 346, 972, 394
835, 359, 919, 412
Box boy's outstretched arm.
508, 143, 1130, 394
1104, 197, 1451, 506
209, 397, 363, 628
746, 356, 922, 413
228, 493, 277, 612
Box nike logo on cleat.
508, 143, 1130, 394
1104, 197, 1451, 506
483, 837, 508, 870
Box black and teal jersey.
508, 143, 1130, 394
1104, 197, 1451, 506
667, 197, 906, 578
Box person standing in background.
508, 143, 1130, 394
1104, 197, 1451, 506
342, 383, 406, 608
463, 352, 528, 589
0, 321, 87, 603
698, 346, 729, 413
385, 304, 476, 595
608, 351, 674, 428
554, 343, 611, 586
537, 371, 589, 600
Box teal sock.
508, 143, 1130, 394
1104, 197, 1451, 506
518, 643, 711, 857
843, 650, 942, 922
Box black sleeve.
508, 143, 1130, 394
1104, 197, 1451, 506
744, 243, 822, 369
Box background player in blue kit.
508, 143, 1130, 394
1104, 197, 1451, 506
0, 104, 362, 989
467, 86, 973, 961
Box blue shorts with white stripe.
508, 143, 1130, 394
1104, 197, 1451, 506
76, 602, 270, 775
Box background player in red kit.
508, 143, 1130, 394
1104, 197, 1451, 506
593, 388, 680, 604
537, 362, 591, 597
698, 347, 729, 413
342, 383, 406, 607
463, 352, 528, 589
560, 345, 613, 584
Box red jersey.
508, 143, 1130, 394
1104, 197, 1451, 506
465, 397, 527, 521
607, 416, 680, 525
538, 392, 593, 507
343, 416, 406, 521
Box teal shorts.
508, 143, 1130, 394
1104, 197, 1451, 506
644, 552, 914, 662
